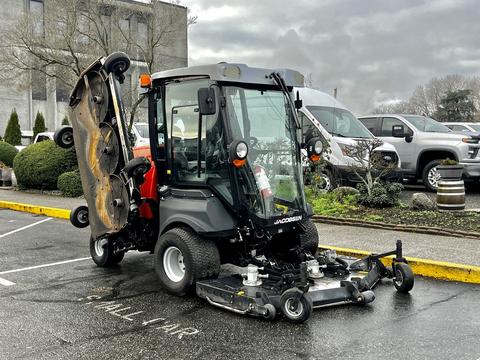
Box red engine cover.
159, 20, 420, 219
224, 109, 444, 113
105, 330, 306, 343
132, 146, 158, 219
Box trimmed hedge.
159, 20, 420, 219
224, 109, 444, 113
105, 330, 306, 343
0, 141, 19, 167
57, 169, 83, 197
13, 140, 77, 190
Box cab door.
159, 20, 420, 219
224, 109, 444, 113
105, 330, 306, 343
379, 117, 416, 172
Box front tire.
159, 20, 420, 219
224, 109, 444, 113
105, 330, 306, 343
90, 236, 124, 267
154, 228, 220, 296
299, 220, 319, 254
422, 160, 442, 192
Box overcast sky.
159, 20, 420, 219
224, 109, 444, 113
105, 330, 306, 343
182, 0, 480, 114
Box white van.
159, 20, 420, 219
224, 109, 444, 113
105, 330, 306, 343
296, 88, 401, 190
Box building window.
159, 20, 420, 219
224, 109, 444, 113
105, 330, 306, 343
56, 82, 70, 103
30, 0, 44, 37
32, 71, 47, 101
119, 18, 130, 39
138, 21, 148, 48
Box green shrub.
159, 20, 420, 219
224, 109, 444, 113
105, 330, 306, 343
306, 187, 358, 217
357, 181, 403, 208
57, 170, 83, 197
13, 140, 77, 190
61, 116, 70, 125
33, 111, 46, 138
4, 110, 21, 145
0, 141, 18, 167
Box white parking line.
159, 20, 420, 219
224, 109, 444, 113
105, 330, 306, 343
0, 277, 15, 286
0, 217, 53, 239
0, 257, 91, 275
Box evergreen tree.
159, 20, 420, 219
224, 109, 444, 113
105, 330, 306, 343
61, 115, 69, 125
434, 90, 477, 122
4, 110, 21, 145
33, 111, 46, 138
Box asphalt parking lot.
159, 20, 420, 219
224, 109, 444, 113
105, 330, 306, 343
1, 209, 479, 360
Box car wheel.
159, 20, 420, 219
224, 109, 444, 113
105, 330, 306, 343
154, 228, 220, 296
422, 160, 442, 192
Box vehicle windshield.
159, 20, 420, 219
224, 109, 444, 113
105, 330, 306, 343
469, 124, 480, 131
224, 86, 305, 219
134, 123, 149, 138
306, 106, 372, 138
404, 116, 451, 133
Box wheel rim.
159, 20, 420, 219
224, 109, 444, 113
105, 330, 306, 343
394, 268, 404, 287
94, 239, 108, 257
284, 298, 304, 318
320, 174, 331, 192
427, 166, 441, 188
163, 246, 186, 282
61, 132, 73, 146
77, 209, 88, 224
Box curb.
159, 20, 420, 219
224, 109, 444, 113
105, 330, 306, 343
0, 200, 70, 220
2, 200, 479, 284
312, 215, 480, 240
319, 244, 480, 284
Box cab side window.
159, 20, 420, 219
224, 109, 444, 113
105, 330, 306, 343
359, 117, 379, 136
381, 117, 413, 136
299, 112, 320, 142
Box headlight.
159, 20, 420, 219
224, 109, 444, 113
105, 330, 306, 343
235, 141, 248, 159
313, 140, 323, 155
462, 137, 479, 144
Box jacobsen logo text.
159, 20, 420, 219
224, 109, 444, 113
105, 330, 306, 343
274, 216, 302, 225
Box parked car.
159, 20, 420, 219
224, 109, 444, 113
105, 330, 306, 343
131, 122, 150, 147
33, 132, 54, 143
443, 122, 480, 137
296, 88, 401, 190
358, 114, 480, 191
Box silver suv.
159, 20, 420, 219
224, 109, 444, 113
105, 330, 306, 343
358, 114, 480, 191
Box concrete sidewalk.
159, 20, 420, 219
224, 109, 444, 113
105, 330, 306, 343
315, 223, 480, 267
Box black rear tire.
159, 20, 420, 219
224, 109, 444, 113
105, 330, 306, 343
104, 52, 130, 75
90, 236, 124, 267
393, 262, 414, 293
280, 288, 313, 324
154, 228, 220, 296
54, 126, 74, 149
299, 219, 319, 255
422, 159, 442, 192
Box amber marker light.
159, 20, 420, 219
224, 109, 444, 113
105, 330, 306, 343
139, 73, 152, 88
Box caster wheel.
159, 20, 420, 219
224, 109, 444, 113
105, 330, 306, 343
104, 52, 130, 75
357, 290, 375, 305
262, 303, 277, 321
54, 126, 74, 149
90, 236, 124, 267
280, 288, 313, 324
70, 205, 89, 228
124, 157, 151, 179
393, 263, 414, 293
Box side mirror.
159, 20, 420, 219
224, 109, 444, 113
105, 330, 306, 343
198, 88, 216, 115
392, 124, 405, 138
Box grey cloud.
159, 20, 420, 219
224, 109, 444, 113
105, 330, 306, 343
185, 0, 480, 114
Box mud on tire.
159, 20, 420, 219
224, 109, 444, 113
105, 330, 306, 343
154, 228, 221, 296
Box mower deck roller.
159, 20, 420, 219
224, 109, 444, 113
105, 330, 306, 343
60, 53, 414, 324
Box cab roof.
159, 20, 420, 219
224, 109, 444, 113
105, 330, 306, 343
294, 87, 349, 111
151, 63, 305, 88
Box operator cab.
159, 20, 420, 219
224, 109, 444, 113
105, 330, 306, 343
146, 64, 314, 239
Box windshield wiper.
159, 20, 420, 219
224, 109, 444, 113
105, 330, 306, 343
270, 72, 301, 129
330, 132, 346, 137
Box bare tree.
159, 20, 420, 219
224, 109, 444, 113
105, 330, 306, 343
345, 138, 397, 196
0, 0, 193, 128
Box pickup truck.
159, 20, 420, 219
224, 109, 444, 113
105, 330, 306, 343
358, 114, 480, 191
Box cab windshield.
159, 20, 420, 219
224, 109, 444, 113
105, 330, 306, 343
404, 116, 451, 133
224, 86, 305, 219
306, 106, 372, 138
